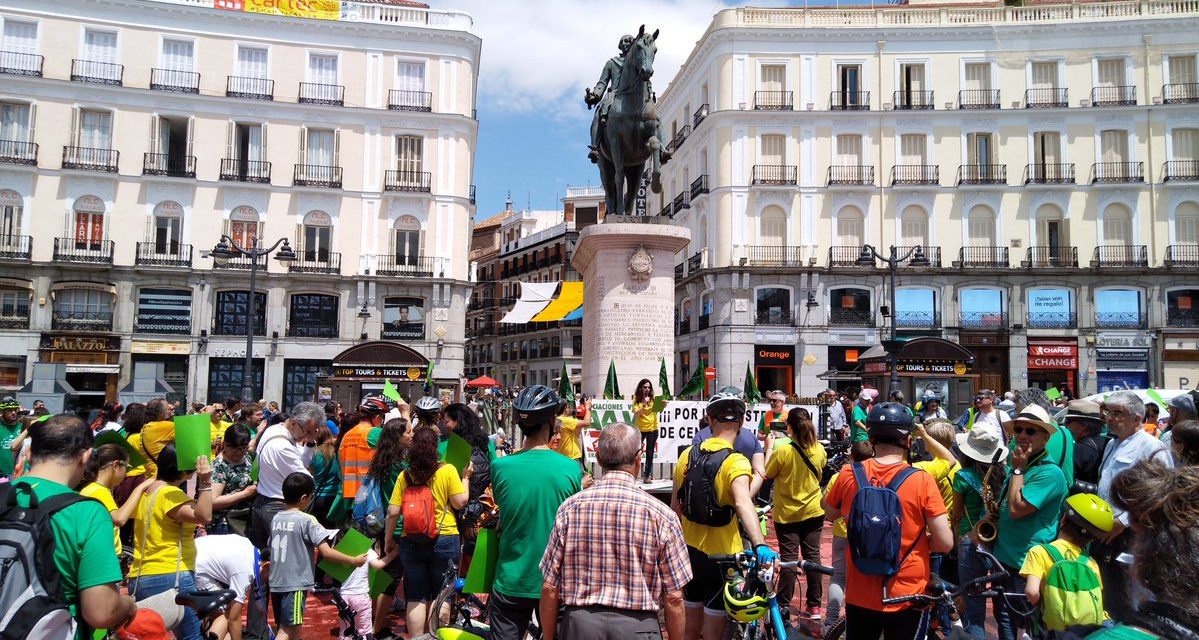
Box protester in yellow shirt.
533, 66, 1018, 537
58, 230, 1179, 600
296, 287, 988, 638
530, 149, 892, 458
913, 420, 961, 514
631, 378, 659, 482
80, 444, 154, 557
137, 398, 177, 479
555, 398, 592, 467
1020, 494, 1114, 631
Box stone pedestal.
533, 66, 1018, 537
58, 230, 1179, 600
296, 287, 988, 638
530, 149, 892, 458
572, 220, 691, 398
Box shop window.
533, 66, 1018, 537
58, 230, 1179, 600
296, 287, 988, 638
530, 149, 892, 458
207, 358, 263, 404
756, 288, 791, 325
382, 297, 424, 340
283, 359, 332, 411
288, 294, 338, 338
1027, 288, 1075, 328
1167, 289, 1199, 327
53, 288, 113, 331
895, 288, 938, 328
0, 288, 30, 329
960, 288, 1006, 328
135, 287, 191, 334
1095, 289, 1144, 329
829, 288, 872, 326
214, 290, 266, 336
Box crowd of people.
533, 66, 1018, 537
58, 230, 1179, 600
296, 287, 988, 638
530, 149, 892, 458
1, 383, 1198, 640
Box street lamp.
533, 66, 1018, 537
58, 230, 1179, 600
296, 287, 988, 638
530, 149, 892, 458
210, 234, 296, 403
856, 244, 930, 396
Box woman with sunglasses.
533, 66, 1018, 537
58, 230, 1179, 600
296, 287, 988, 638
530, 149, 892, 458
631, 378, 658, 482
80, 443, 155, 560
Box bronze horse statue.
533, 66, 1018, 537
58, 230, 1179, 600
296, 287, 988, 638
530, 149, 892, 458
592, 25, 668, 216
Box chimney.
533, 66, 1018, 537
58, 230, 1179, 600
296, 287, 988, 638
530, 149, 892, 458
504, 191, 513, 211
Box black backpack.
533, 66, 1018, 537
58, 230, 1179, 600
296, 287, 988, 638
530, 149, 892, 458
678, 447, 735, 526
0, 482, 88, 640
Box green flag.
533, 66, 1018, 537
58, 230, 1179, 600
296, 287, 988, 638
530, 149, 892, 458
658, 358, 671, 399
679, 359, 706, 399
558, 361, 575, 403
744, 363, 761, 405
423, 361, 435, 395
382, 378, 401, 402
603, 360, 621, 400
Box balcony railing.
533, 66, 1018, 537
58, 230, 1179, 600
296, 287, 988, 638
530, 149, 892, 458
0, 235, 31, 260
298, 82, 344, 106
0, 140, 37, 165
1091, 161, 1143, 183
690, 174, 709, 199
828, 165, 874, 186
677, 318, 691, 335
294, 164, 343, 188
699, 314, 711, 330
384, 170, 432, 192
687, 251, 703, 273
143, 153, 196, 178
829, 307, 875, 327
756, 310, 795, 326
62, 146, 118, 172
658, 202, 673, 217
1164, 160, 1199, 182
1168, 307, 1199, 327
1166, 244, 1199, 267
226, 76, 274, 100
673, 190, 691, 212
746, 245, 807, 267
959, 89, 1000, 109
1023, 246, 1078, 268
1091, 244, 1148, 268
289, 252, 342, 274
376, 255, 435, 277
53, 237, 114, 263
831, 90, 869, 110
388, 89, 432, 111
287, 323, 337, 339
1025, 87, 1068, 108
135, 242, 192, 267
895, 310, 940, 328
219, 158, 271, 183
1096, 311, 1147, 329
960, 311, 1008, 328
895, 245, 942, 267
893, 90, 934, 110
0, 50, 42, 77
1091, 85, 1136, 106
1163, 82, 1199, 104
752, 165, 797, 185
955, 246, 1009, 268
674, 263, 684, 279
957, 164, 1007, 185
150, 68, 199, 93
754, 91, 793, 110
891, 164, 938, 185
1027, 312, 1077, 329
52, 311, 113, 332
693, 103, 709, 128
71, 59, 122, 85
0, 315, 29, 329
829, 246, 870, 267
1024, 163, 1075, 184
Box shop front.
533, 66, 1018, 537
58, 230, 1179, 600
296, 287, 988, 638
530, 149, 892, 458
754, 345, 794, 395
1027, 338, 1079, 394
1162, 332, 1199, 390
958, 330, 1010, 394
130, 340, 190, 405
318, 341, 444, 409
38, 333, 122, 410
1095, 331, 1152, 392
859, 337, 977, 418
820, 345, 867, 392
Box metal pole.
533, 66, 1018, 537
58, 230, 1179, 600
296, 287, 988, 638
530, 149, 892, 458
242, 237, 257, 404
889, 246, 900, 397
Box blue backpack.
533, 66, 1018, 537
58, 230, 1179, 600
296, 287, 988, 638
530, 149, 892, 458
351, 475, 386, 537
847, 461, 919, 577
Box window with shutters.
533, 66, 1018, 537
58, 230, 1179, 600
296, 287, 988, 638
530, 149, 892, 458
967, 205, 997, 245
1102, 203, 1133, 244
1100, 130, 1129, 163
967, 132, 994, 165
835, 135, 862, 165
83, 29, 117, 63
760, 205, 786, 246
306, 129, 335, 166
900, 206, 929, 246
837, 64, 862, 94
227, 206, 261, 251
396, 135, 423, 172
0, 102, 33, 158
900, 134, 927, 164
837, 206, 864, 246
1096, 59, 1126, 87
396, 61, 425, 92
54, 289, 113, 330
288, 294, 338, 338
301, 210, 332, 261
898, 63, 926, 108
760, 64, 785, 91
160, 39, 193, 71
214, 290, 266, 336
1173, 128, 1198, 161
148, 115, 194, 176
1031, 61, 1059, 89
1, 19, 38, 74
964, 63, 991, 91
152, 201, 183, 253
392, 215, 423, 266
71, 196, 105, 249
78, 109, 112, 149
759, 134, 785, 166
237, 46, 268, 78
307, 53, 338, 84
0, 190, 21, 243
1177, 202, 1199, 244
758, 64, 787, 108
1033, 131, 1062, 164
0, 288, 30, 325
225, 122, 267, 180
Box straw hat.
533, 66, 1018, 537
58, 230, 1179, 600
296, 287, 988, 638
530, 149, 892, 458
955, 422, 1009, 465
1010, 404, 1056, 435
1062, 400, 1103, 424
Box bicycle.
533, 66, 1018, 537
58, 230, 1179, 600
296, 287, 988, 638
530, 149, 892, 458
880, 548, 1023, 640
427, 559, 541, 640
712, 549, 835, 640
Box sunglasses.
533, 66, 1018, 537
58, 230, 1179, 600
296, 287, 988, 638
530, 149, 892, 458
1012, 426, 1043, 436
770, 399, 784, 404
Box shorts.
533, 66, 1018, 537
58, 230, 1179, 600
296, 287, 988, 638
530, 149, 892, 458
270, 590, 307, 628
683, 545, 724, 616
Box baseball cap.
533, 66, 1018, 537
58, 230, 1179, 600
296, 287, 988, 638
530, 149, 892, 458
1169, 391, 1198, 417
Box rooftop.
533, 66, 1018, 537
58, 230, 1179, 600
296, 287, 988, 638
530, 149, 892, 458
148, 0, 473, 31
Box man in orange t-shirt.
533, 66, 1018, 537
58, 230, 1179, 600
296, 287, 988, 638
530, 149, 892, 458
823, 402, 953, 640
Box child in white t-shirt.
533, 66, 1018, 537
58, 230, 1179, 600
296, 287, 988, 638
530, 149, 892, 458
338, 546, 396, 640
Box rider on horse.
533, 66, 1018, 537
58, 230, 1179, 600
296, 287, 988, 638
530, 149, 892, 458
585, 34, 634, 164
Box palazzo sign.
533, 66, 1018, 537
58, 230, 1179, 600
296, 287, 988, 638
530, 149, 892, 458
39, 334, 120, 352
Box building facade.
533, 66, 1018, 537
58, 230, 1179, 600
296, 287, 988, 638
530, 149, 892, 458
656, 0, 1199, 400
0, 0, 480, 409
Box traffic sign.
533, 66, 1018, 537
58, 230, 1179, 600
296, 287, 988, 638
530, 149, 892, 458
704, 367, 717, 381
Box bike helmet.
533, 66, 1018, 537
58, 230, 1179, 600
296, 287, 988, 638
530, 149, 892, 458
1063, 493, 1115, 536
414, 395, 442, 418
512, 385, 561, 423
359, 397, 389, 417
706, 386, 747, 422
0, 397, 19, 411
722, 574, 769, 623
867, 402, 915, 447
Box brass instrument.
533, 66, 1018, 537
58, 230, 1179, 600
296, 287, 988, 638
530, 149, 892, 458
973, 464, 999, 544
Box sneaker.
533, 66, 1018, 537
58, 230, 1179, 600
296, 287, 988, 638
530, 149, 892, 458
804, 605, 823, 621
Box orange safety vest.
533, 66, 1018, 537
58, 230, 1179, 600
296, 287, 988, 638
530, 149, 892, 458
339, 423, 374, 499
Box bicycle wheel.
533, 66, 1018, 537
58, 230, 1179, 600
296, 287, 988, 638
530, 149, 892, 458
822, 616, 845, 640
428, 583, 465, 633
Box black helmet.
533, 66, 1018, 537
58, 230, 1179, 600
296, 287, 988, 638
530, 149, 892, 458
867, 401, 915, 446
513, 385, 560, 423
413, 395, 441, 418
359, 397, 388, 417
706, 386, 747, 423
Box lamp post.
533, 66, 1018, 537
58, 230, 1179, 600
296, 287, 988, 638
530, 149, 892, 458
856, 244, 931, 396
210, 235, 296, 403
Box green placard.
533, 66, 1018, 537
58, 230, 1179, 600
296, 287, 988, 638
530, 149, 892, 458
462, 528, 498, 594
1045, 387, 1062, 401
368, 567, 393, 599
94, 430, 146, 467
442, 432, 472, 475
382, 378, 401, 402
652, 395, 667, 413
317, 528, 374, 584
173, 414, 211, 472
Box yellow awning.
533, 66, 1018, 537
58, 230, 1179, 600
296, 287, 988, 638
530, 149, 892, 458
531, 282, 584, 322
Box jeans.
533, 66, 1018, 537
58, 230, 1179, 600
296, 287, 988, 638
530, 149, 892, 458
776, 516, 825, 611
930, 553, 951, 635
129, 571, 202, 640
398, 534, 460, 602
489, 589, 540, 640
641, 431, 658, 479
956, 537, 987, 639
845, 603, 930, 640
827, 536, 848, 624
995, 563, 1029, 640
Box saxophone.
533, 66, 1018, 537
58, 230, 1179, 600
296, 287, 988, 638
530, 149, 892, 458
973, 464, 999, 544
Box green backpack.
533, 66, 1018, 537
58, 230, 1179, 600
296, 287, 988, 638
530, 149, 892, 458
1039, 543, 1105, 631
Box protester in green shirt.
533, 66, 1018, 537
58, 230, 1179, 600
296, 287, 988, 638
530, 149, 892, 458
0, 396, 23, 477
850, 391, 872, 443
1014, 388, 1076, 490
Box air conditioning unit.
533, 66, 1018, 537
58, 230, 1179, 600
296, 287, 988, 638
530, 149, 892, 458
739, 102, 746, 110
806, 103, 814, 111
1011, 101, 1021, 108
944, 102, 953, 109
1153, 96, 1163, 105
1010, 239, 1022, 248
883, 102, 892, 110
1080, 99, 1091, 108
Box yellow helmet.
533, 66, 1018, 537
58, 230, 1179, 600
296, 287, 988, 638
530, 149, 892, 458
1064, 493, 1115, 536
723, 576, 769, 623
436, 628, 487, 640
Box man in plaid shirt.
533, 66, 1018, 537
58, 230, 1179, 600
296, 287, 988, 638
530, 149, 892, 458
539, 422, 692, 640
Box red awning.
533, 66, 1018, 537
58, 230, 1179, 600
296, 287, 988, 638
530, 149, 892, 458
466, 375, 499, 388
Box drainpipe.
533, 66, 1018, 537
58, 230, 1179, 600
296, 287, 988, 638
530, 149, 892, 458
1143, 34, 1159, 387
877, 40, 887, 252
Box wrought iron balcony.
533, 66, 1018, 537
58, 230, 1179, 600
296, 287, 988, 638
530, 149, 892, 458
746, 245, 807, 267
53, 237, 114, 263
376, 255, 435, 277
1091, 85, 1136, 106
756, 310, 795, 326
1027, 312, 1076, 329
955, 246, 1009, 268
690, 175, 709, 199
0, 50, 42, 77
891, 164, 938, 185
659, 202, 673, 217
1166, 244, 1199, 267
52, 311, 113, 332
1024, 163, 1075, 184
0, 235, 31, 260
0, 140, 37, 165
754, 91, 793, 110
289, 251, 341, 274
698, 314, 711, 330
62, 146, 118, 172
829, 246, 871, 267
384, 170, 431, 192
831, 90, 869, 110
1096, 311, 1147, 329
957, 164, 1007, 185
828, 165, 874, 186
211, 255, 265, 270
135, 242, 192, 267
677, 318, 691, 335
1168, 307, 1199, 328
1091, 161, 1143, 183
143, 153, 196, 178
294, 164, 342, 188
1023, 246, 1078, 268
752, 165, 797, 186
388, 89, 432, 111
674, 262, 684, 279
298, 82, 344, 106
693, 103, 709, 128
673, 190, 691, 212
71, 59, 122, 85
895, 245, 941, 267
1163, 82, 1199, 104
829, 307, 875, 327
1164, 160, 1199, 182
687, 251, 703, 273
150, 68, 199, 93
1091, 244, 1148, 268
0, 315, 29, 329
1025, 87, 1068, 108
220, 158, 271, 183
893, 90, 934, 110
895, 310, 940, 328
226, 76, 274, 100
672, 125, 691, 151
960, 311, 1008, 328
958, 89, 1000, 109
287, 322, 337, 339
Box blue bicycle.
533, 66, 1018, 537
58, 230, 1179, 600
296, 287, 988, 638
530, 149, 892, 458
712, 550, 836, 640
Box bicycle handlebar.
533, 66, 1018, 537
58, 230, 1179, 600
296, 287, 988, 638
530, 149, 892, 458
709, 552, 834, 576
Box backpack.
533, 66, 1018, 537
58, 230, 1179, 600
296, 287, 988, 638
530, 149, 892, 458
400, 468, 443, 544
351, 475, 386, 537
846, 461, 919, 577
678, 446, 734, 526
0, 482, 88, 640
1038, 543, 1105, 631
